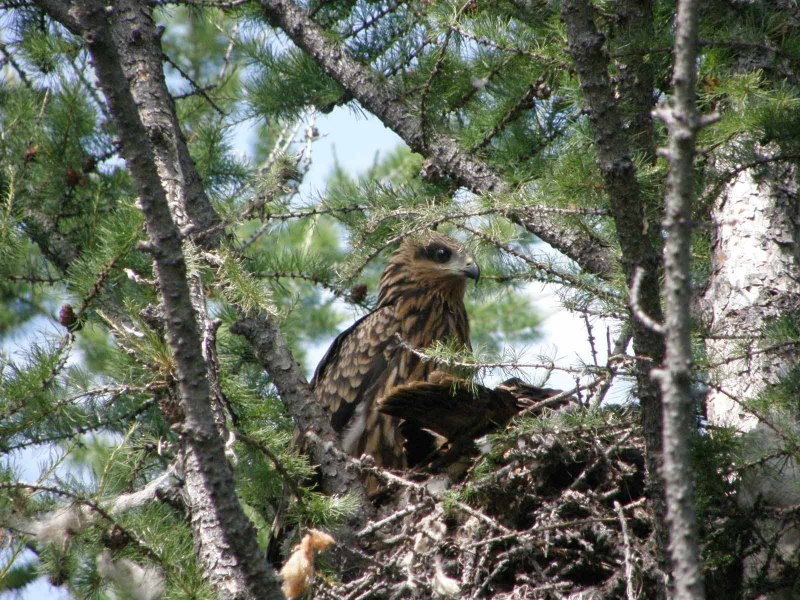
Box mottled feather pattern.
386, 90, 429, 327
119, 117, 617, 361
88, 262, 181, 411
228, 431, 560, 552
311, 233, 478, 469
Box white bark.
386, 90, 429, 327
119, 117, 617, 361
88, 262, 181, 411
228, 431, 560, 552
704, 154, 800, 431
703, 148, 800, 595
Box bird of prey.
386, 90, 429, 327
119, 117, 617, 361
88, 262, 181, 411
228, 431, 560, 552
378, 376, 570, 468
311, 233, 480, 469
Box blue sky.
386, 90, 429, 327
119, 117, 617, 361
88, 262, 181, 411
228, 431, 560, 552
4, 102, 627, 600
278, 107, 627, 399
2, 105, 406, 600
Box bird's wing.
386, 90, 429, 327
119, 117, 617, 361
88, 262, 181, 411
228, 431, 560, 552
378, 378, 569, 442
311, 306, 402, 434
497, 378, 564, 404
376, 378, 520, 441
310, 309, 374, 387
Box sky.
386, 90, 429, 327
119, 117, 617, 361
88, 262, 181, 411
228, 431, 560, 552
284, 106, 627, 399
3, 102, 627, 600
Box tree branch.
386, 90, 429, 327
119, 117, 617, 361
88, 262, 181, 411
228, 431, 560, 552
39, 0, 372, 515
37, 0, 223, 243
609, 0, 657, 161
34, 1, 281, 597
23, 207, 79, 272
230, 317, 370, 505
560, 0, 666, 493
652, 0, 706, 596
257, 0, 616, 279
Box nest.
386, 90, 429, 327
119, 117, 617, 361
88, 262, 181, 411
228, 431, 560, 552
314, 409, 665, 599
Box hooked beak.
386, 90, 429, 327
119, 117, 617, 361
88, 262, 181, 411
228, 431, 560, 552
463, 261, 480, 282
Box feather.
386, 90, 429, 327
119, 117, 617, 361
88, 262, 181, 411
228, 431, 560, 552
312, 233, 478, 468
280, 529, 335, 599
377, 377, 569, 467
378, 377, 566, 438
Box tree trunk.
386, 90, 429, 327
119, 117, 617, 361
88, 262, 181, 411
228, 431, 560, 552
703, 153, 800, 430
654, 0, 705, 596
703, 147, 800, 594
34, 1, 283, 597
560, 0, 667, 565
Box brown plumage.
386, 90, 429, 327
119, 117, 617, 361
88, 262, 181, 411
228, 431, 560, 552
377, 376, 570, 467
311, 233, 479, 468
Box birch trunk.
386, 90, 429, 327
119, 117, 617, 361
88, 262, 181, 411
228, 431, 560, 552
703, 154, 800, 431
703, 148, 800, 595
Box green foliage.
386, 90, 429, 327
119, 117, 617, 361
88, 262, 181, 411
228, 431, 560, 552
217, 248, 277, 318
467, 291, 541, 350
244, 43, 345, 119
3, 0, 800, 595
290, 492, 360, 529
0, 559, 39, 592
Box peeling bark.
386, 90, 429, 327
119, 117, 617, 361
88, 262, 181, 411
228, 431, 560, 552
702, 146, 800, 598
703, 156, 800, 430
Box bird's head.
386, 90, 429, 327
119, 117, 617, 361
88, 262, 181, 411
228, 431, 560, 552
377, 233, 479, 305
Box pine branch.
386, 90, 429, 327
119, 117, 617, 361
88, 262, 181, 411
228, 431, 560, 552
255, 205, 368, 221
3, 397, 159, 452
217, 22, 239, 81
163, 52, 226, 115
652, 0, 708, 595
455, 223, 620, 304
34, 1, 282, 597
0, 41, 33, 86
238, 204, 367, 250
382, 36, 433, 78
418, 26, 452, 143
610, 0, 657, 160
347, 5, 422, 70
394, 337, 620, 380
41, 0, 223, 245
2, 274, 63, 283
38, 333, 74, 392
236, 432, 304, 502
561, 0, 667, 549
149, 0, 249, 7
24, 207, 79, 271
3, 481, 174, 576
345, 0, 404, 39
203, 317, 237, 430
229, 316, 371, 507
419, 0, 474, 143
252, 270, 369, 307
1, 334, 77, 421
68, 53, 111, 122
468, 79, 551, 153
443, 54, 513, 114
446, 21, 555, 63
258, 0, 616, 279
38, 0, 372, 527
591, 323, 632, 407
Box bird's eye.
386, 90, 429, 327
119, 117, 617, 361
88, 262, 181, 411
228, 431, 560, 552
433, 247, 451, 263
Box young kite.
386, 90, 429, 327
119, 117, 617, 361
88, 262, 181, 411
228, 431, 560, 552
311, 233, 480, 468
